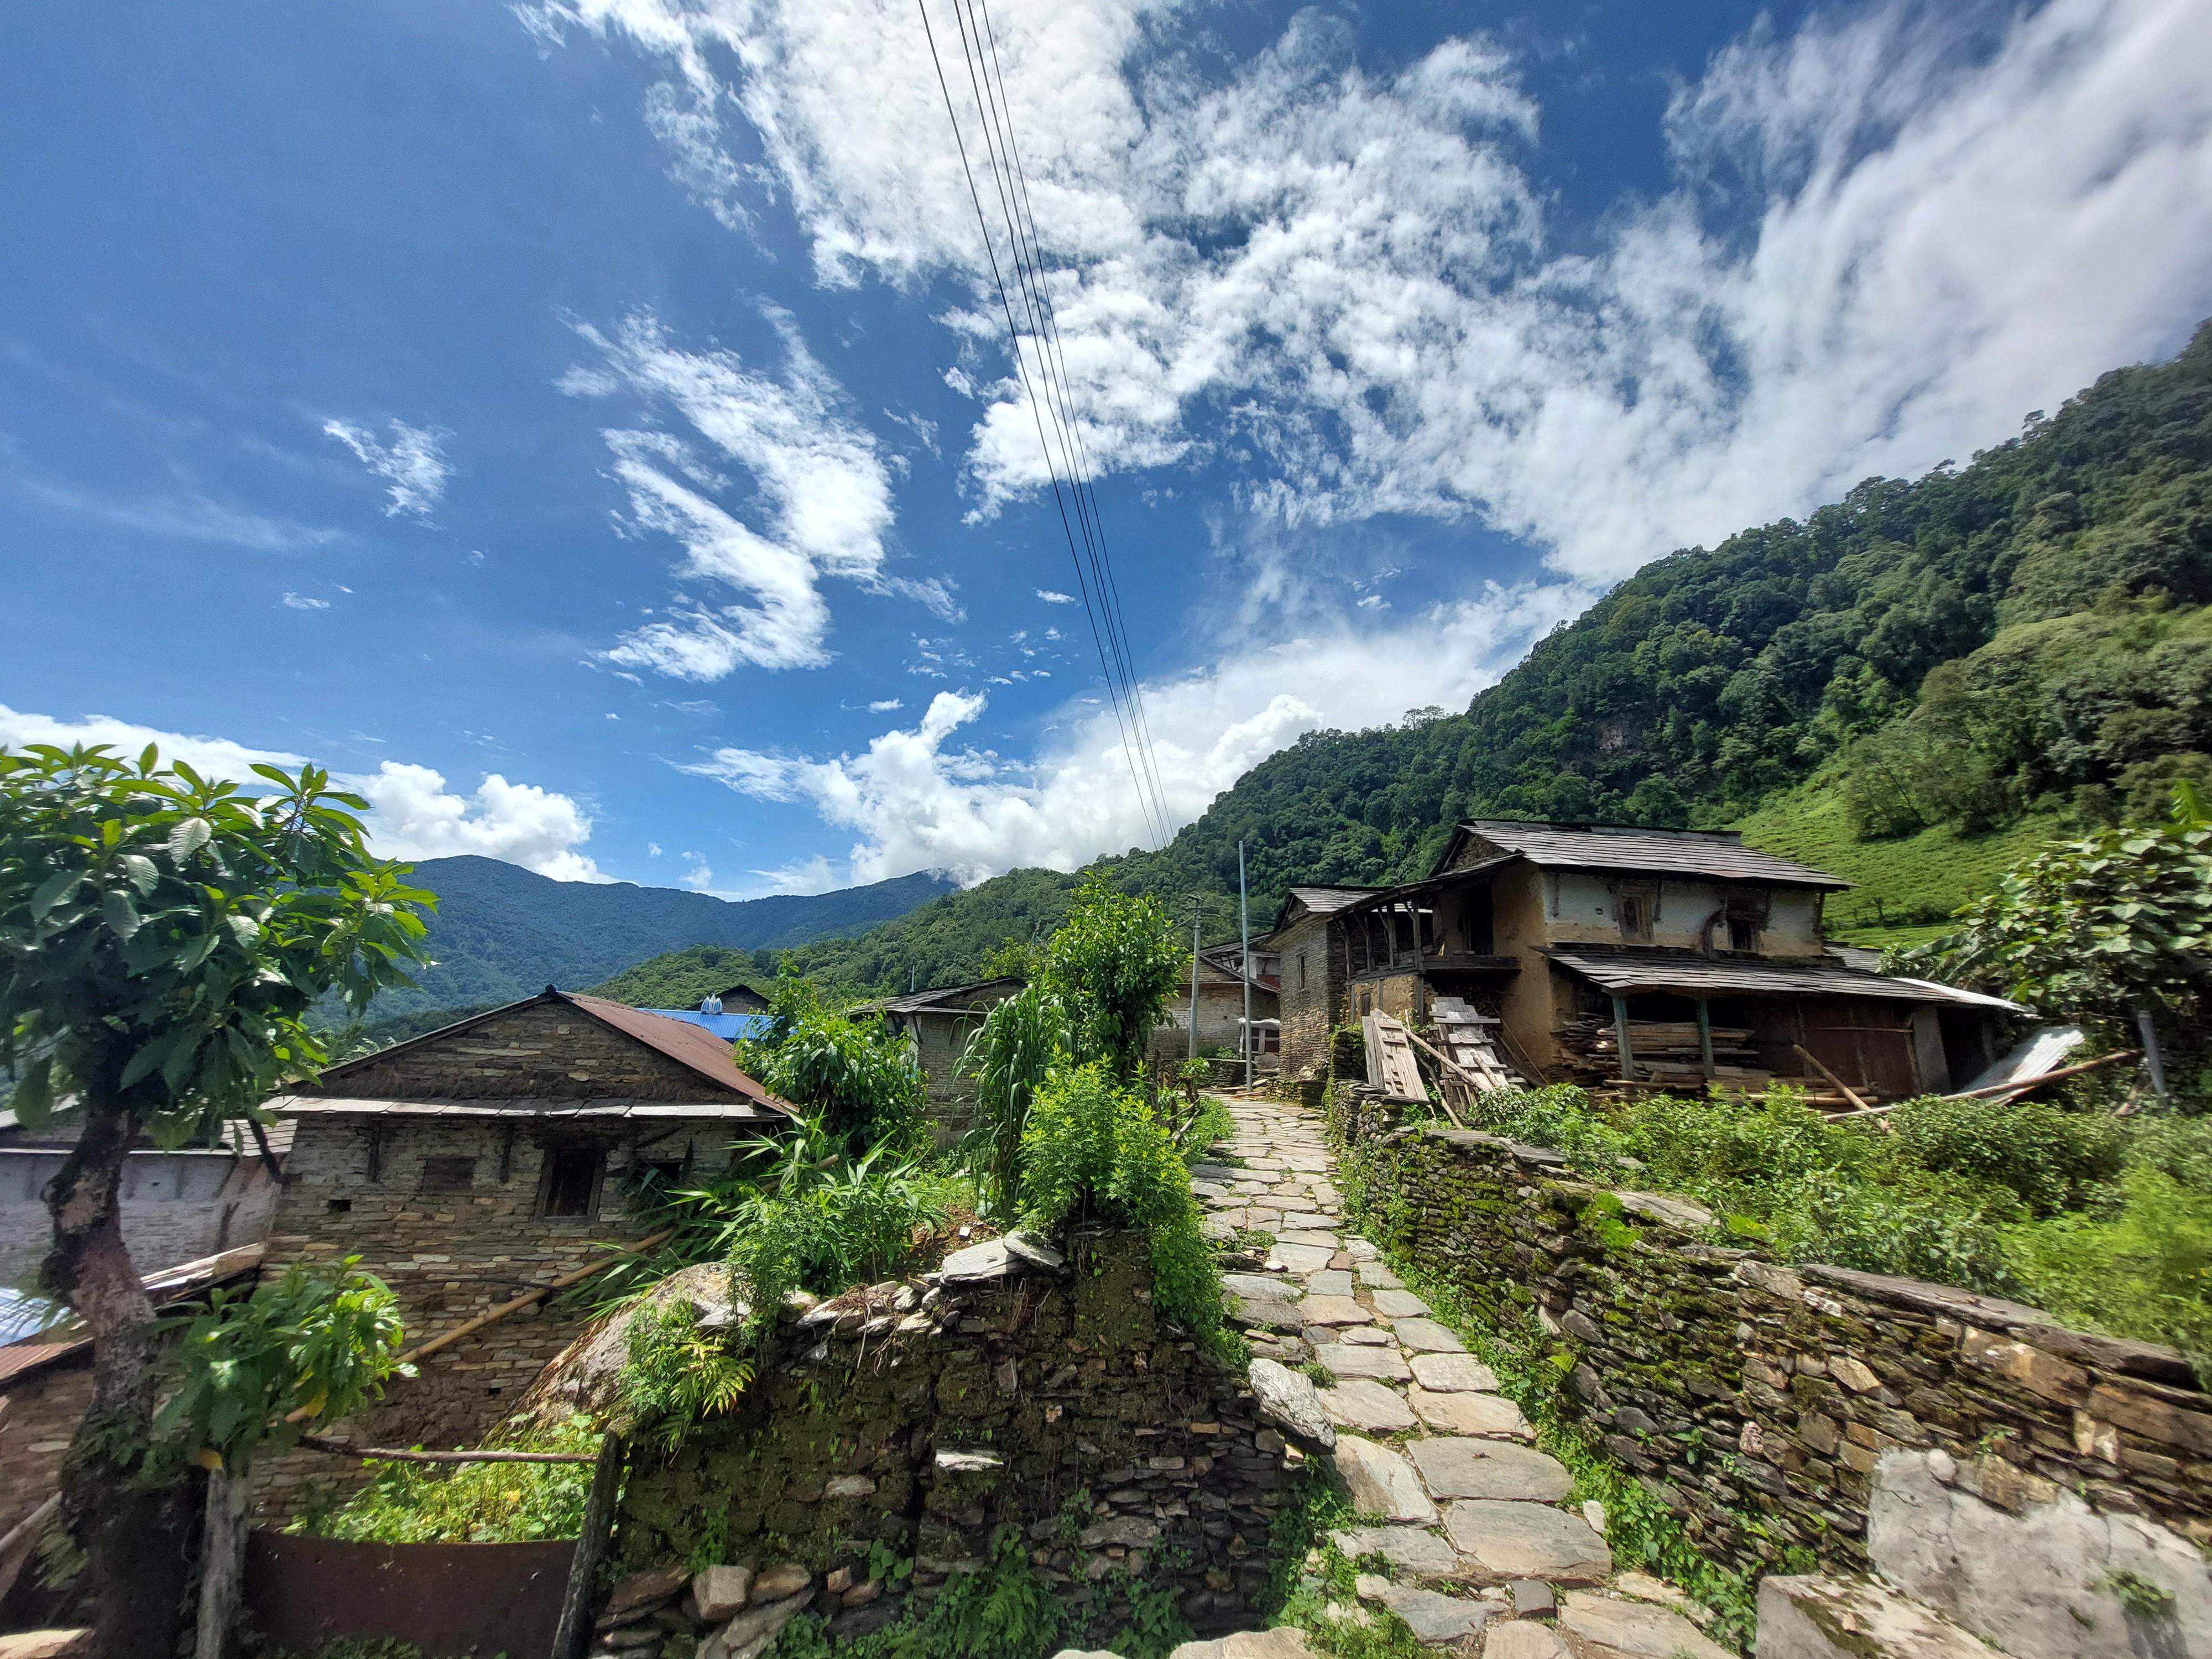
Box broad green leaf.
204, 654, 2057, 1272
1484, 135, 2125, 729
168, 817, 212, 863
9, 1058, 54, 1129
29, 870, 80, 920
101, 889, 142, 941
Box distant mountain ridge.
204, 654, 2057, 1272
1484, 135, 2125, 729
369, 857, 955, 1019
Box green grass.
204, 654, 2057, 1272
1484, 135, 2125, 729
1733, 782, 2064, 940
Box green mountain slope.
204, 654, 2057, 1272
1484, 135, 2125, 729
613, 320, 2212, 997
372, 857, 956, 1018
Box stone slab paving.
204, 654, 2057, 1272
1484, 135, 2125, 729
1205, 1091, 1710, 1650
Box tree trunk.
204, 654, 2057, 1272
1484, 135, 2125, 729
194, 1467, 250, 1659
43, 1032, 192, 1658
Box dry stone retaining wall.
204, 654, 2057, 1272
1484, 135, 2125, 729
1328, 1086, 2212, 1579
611, 1234, 1294, 1645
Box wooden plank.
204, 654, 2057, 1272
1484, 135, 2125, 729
1793, 1044, 1871, 1112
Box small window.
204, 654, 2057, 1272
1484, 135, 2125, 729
1727, 917, 1759, 953
1298, 952, 1308, 991
326, 1198, 351, 1214
541, 1146, 602, 1217
420, 1156, 477, 1194
1618, 886, 1656, 943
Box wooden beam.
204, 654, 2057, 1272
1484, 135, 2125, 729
1611, 997, 1635, 1088
1399, 1027, 1470, 1129
1938, 1048, 2138, 1102
1793, 1044, 1870, 1112
282, 1224, 676, 1426
1695, 1000, 1715, 1082
298, 1436, 597, 1465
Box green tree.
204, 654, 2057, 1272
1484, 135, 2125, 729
1041, 875, 1182, 1081
735, 970, 925, 1149
1899, 788, 2212, 1098
0, 743, 431, 1657
155, 1262, 411, 1658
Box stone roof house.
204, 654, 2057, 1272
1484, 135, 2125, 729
254, 988, 791, 1495
1269, 823, 2017, 1103
862, 977, 1025, 1124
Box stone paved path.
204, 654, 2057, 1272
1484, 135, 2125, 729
1192, 1093, 1734, 1658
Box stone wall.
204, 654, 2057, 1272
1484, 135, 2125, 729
0, 1147, 279, 1287
1274, 913, 1342, 1080
614, 1235, 1297, 1644
253, 1110, 745, 1518
320, 1001, 719, 1101
1328, 1088, 2212, 1579
0, 1360, 91, 1539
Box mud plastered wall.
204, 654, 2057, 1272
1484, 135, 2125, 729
1329, 1089, 2212, 1577
617, 1237, 1296, 1642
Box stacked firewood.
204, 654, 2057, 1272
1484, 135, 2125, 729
1554, 1017, 1774, 1093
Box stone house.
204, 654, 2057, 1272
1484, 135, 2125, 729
0, 1117, 290, 1297
1266, 885, 1385, 1081
1155, 945, 1283, 1065
254, 988, 792, 1485
862, 977, 1024, 1120
1270, 822, 2016, 1102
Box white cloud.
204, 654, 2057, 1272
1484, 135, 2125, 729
0, 705, 306, 782
564, 310, 956, 678
21, 478, 337, 551
0, 705, 607, 883
526, 0, 2212, 581
280, 592, 330, 611
1036, 589, 1077, 604
681, 573, 1578, 884
322, 418, 453, 519
349, 763, 608, 881
868, 697, 904, 712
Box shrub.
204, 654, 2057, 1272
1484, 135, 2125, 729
2006, 1168, 2212, 1378
737, 972, 926, 1151
719, 1116, 948, 1324
292, 1412, 600, 1544
1021, 1063, 1220, 1336
1890, 1095, 2123, 1214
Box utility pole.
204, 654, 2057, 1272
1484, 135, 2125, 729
1239, 842, 1253, 1092
1189, 898, 1202, 1062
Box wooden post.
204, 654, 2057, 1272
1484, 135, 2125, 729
193, 1465, 252, 1659
1611, 997, 1635, 1090
552, 1432, 625, 1659
2136, 1010, 2172, 1108
1695, 1000, 1715, 1082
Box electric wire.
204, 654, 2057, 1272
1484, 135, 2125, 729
959, 0, 1172, 829
915, 0, 1173, 848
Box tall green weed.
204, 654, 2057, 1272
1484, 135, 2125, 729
1021, 1063, 1221, 1337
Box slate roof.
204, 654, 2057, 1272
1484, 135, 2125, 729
1542, 946, 2025, 1010
1441, 820, 1851, 889
312, 988, 791, 1112
1272, 884, 1387, 932
869, 977, 1027, 1016
270, 1097, 782, 1121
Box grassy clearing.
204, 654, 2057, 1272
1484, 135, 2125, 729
1733, 782, 2063, 943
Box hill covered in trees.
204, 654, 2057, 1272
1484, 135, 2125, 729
611, 321, 2212, 997
365, 857, 953, 1019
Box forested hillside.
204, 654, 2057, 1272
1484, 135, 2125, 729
365, 857, 953, 1019
618, 320, 2212, 996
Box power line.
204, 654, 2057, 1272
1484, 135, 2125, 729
914, 0, 1173, 849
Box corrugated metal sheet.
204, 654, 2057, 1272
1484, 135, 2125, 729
1462, 820, 1851, 888
0, 1244, 268, 1389
268, 1096, 779, 1121
1286, 885, 1384, 915
1542, 947, 2026, 1010
1960, 1025, 2087, 1093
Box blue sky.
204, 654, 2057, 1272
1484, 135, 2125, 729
6, 0, 2210, 896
